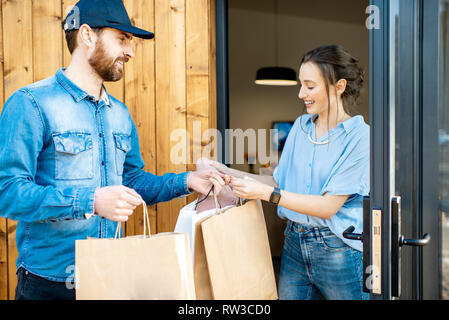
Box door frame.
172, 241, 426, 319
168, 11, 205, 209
370, 0, 441, 300
215, 0, 230, 165
369, 0, 392, 300
421, 0, 440, 300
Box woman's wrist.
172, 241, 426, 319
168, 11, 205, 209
262, 185, 275, 202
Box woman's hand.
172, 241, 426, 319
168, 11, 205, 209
230, 176, 274, 202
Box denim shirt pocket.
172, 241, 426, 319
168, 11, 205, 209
113, 133, 131, 176
52, 131, 93, 180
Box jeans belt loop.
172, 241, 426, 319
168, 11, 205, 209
313, 226, 320, 239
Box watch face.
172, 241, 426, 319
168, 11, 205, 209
270, 188, 281, 204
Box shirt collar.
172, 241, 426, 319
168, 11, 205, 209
55, 68, 112, 107
305, 114, 364, 134
99, 86, 111, 106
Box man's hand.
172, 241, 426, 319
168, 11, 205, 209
187, 167, 230, 196
94, 186, 144, 222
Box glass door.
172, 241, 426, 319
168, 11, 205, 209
438, 0, 449, 300
346, 0, 443, 299
388, 0, 440, 300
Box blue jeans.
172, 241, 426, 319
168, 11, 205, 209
15, 267, 75, 300
278, 221, 369, 300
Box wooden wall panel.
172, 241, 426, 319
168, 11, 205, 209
155, 0, 188, 233
2, 0, 33, 300
0, 0, 217, 299
33, 0, 63, 81
123, 0, 157, 235
186, 0, 210, 204
0, 0, 6, 302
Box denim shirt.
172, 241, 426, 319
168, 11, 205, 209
273, 114, 370, 252
0, 68, 191, 281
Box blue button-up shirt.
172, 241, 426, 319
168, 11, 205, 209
0, 68, 191, 281
273, 114, 369, 251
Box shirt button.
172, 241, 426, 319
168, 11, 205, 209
308, 163, 312, 167
101, 161, 105, 166
99, 133, 103, 138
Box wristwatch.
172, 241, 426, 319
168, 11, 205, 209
269, 187, 281, 205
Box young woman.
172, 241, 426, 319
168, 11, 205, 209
206, 45, 369, 300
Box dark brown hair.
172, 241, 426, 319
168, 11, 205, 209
61, 18, 103, 54
301, 44, 365, 116
299, 45, 365, 144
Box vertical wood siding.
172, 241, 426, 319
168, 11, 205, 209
0, 0, 216, 300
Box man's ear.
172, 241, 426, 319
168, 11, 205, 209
78, 24, 97, 49
336, 78, 347, 96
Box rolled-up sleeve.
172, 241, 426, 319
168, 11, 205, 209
320, 133, 369, 197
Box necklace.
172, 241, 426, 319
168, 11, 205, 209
307, 132, 329, 145
308, 114, 351, 145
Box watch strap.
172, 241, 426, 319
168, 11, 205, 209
269, 187, 281, 204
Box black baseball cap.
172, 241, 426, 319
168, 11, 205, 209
63, 0, 154, 39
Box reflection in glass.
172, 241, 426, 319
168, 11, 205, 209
439, 0, 449, 301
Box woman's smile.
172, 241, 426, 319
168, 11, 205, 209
304, 100, 315, 108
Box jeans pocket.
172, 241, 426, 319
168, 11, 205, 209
113, 133, 131, 176
322, 233, 348, 250
52, 131, 93, 180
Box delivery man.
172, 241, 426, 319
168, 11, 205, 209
0, 0, 227, 300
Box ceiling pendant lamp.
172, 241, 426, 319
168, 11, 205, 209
255, 67, 298, 86
255, 0, 298, 86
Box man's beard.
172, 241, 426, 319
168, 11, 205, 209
88, 40, 128, 82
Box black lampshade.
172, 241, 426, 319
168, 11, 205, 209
255, 66, 298, 86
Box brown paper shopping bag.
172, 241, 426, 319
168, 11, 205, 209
75, 203, 196, 300
192, 214, 214, 299
175, 187, 238, 299
201, 199, 278, 300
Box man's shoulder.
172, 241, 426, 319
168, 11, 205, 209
3, 76, 59, 106
22, 75, 58, 94
108, 94, 127, 107
107, 94, 131, 113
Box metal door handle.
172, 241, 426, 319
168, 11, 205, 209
399, 233, 431, 247
343, 226, 363, 241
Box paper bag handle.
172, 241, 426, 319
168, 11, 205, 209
203, 185, 245, 214
194, 185, 227, 215
114, 201, 151, 239
195, 185, 222, 211
194, 183, 246, 216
